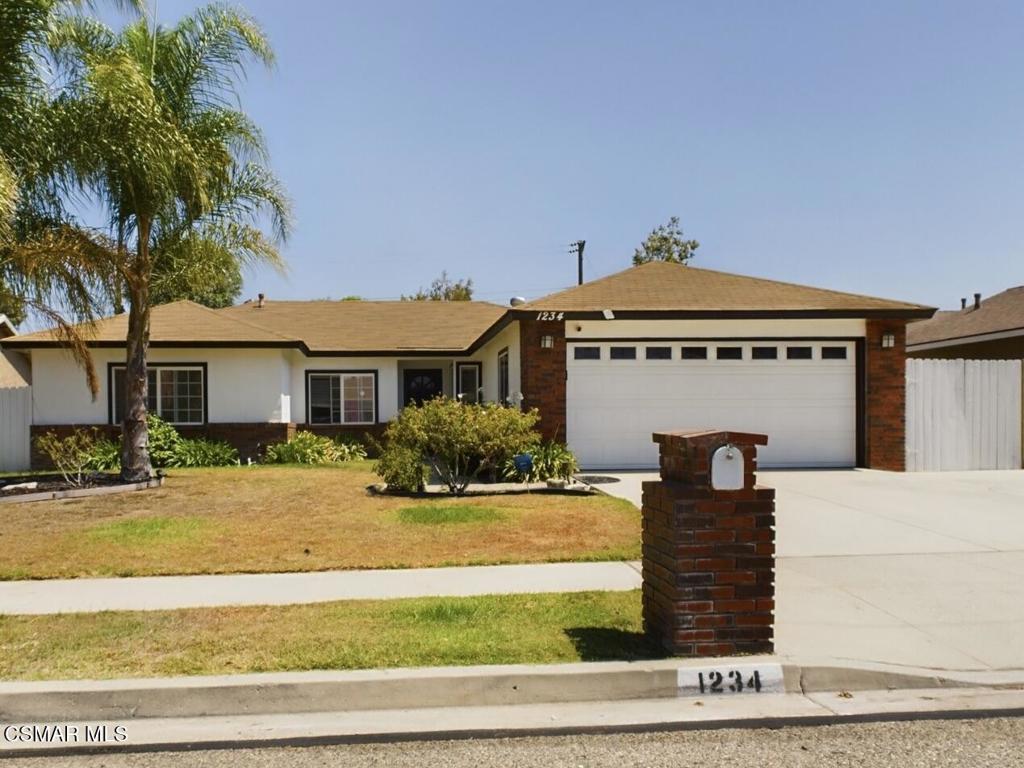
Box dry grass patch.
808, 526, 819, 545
0, 463, 639, 579
0, 591, 656, 680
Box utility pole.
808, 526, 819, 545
570, 240, 586, 285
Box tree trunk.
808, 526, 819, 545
120, 218, 153, 482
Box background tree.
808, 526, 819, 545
632, 216, 699, 266
47, 4, 291, 480
403, 271, 473, 301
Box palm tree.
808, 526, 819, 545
0, 0, 140, 389
47, 4, 291, 480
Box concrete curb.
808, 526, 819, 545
3, 688, 1024, 758
1, 657, 1019, 723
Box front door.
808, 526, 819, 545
403, 368, 444, 406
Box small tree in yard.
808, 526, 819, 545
377, 398, 540, 495
34, 429, 100, 487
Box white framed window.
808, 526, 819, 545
110, 365, 205, 425
307, 371, 376, 425
456, 363, 482, 404
497, 348, 510, 405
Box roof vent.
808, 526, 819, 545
960, 297, 967, 310
257, 293, 266, 309
510, 297, 526, 307
974, 292, 982, 310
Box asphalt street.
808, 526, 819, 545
7, 717, 1024, 768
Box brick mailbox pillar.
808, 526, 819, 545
641, 430, 775, 657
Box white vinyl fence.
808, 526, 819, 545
0, 386, 32, 472
906, 359, 1023, 471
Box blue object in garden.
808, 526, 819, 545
513, 453, 533, 476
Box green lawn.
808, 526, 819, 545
0, 462, 639, 580
0, 591, 659, 680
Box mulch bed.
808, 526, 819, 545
0, 473, 124, 497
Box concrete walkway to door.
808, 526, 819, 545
599, 468, 1024, 672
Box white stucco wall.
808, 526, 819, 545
470, 320, 521, 404
29, 347, 291, 425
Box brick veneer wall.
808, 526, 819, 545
642, 430, 775, 657
865, 319, 908, 471
29, 422, 387, 468
519, 319, 567, 442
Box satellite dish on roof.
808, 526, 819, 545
510, 297, 527, 307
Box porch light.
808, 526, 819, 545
881, 332, 896, 349
540, 335, 554, 349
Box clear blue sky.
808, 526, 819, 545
141, 1, 1024, 308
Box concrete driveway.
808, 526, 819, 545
600, 469, 1024, 673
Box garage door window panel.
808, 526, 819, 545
574, 346, 600, 361
786, 346, 813, 360
645, 346, 672, 360
681, 346, 708, 360
822, 346, 848, 360
752, 346, 778, 360
610, 346, 637, 360
716, 346, 743, 360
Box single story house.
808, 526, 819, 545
907, 286, 1024, 360
0, 262, 935, 470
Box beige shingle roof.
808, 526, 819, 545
220, 300, 507, 352
907, 286, 1024, 346
4, 298, 508, 353
524, 262, 934, 315
5, 300, 296, 347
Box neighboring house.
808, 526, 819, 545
0, 314, 30, 388
907, 287, 1024, 360
0, 262, 934, 470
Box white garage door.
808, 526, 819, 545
567, 340, 857, 469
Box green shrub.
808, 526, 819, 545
376, 398, 540, 495
333, 435, 368, 462
85, 426, 237, 470
265, 431, 344, 464
145, 414, 182, 468
502, 442, 579, 483
375, 442, 427, 492
169, 438, 239, 467
85, 438, 121, 472
33, 429, 100, 486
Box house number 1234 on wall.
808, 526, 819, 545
535, 312, 564, 321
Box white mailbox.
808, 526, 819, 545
710, 444, 744, 491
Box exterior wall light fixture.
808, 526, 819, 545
540, 335, 554, 349
881, 332, 896, 349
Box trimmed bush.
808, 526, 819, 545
169, 438, 239, 467
376, 398, 540, 495
264, 431, 367, 464
375, 442, 427, 492
145, 414, 182, 468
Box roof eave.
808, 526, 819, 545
907, 324, 1024, 351
511, 308, 936, 320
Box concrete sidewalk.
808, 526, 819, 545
0, 561, 642, 615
